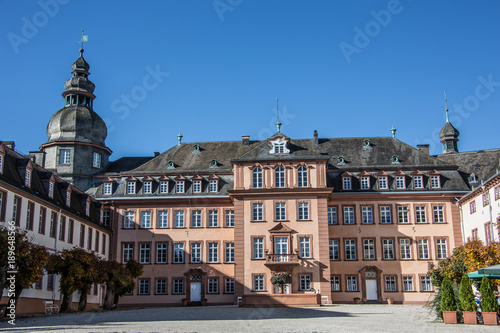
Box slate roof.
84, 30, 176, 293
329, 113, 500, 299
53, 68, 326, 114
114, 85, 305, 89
106, 156, 155, 174
436, 148, 500, 181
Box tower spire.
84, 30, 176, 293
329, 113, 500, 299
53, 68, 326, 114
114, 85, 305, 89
77, 30, 88, 55
443, 90, 449, 122
275, 97, 282, 132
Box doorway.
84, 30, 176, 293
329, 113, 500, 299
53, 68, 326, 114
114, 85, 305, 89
190, 282, 202, 302
365, 279, 377, 301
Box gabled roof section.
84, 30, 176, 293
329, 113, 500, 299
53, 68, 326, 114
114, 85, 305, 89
269, 222, 296, 233
437, 148, 500, 182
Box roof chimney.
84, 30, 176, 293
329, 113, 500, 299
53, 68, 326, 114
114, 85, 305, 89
1, 141, 15, 150
242, 135, 250, 147
154, 152, 160, 157
417, 144, 430, 155
313, 130, 318, 146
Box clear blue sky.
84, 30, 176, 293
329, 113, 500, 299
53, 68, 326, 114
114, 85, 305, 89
1, 0, 499, 158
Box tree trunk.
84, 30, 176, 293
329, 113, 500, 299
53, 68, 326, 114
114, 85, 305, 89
113, 292, 120, 309
60, 293, 70, 313
103, 282, 113, 310
78, 287, 88, 312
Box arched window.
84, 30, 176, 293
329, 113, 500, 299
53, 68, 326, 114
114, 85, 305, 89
252, 167, 263, 188
297, 166, 308, 188
275, 166, 285, 188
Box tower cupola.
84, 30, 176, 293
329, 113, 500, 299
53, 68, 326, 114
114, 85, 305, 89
439, 91, 459, 154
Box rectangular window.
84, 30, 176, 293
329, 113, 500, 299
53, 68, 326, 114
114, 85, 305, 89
79, 224, 85, 247
192, 180, 201, 193
362, 206, 373, 224
298, 202, 309, 220
253, 237, 264, 259
385, 276, 397, 292
225, 210, 234, 227
127, 181, 135, 194
485, 222, 492, 245
160, 181, 169, 193
157, 243, 168, 263
363, 239, 375, 260
38, 207, 46, 234
482, 194, 489, 207
299, 237, 311, 258
49, 212, 56, 238
225, 278, 235, 294
191, 242, 201, 263
414, 176, 423, 189
252, 203, 263, 221
420, 276, 432, 292
342, 177, 352, 190
156, 279, 167, 295
208, 210, 218, 227
398, 206, 409, 224
436, 238, 448, 259
380, 206, 392, 224
191, 210, 202, 227
403, 276, 414, 292
174, 243, 184, 263
345, 239, 356, 260
415, 206, 427, 223
25, 169, 31, 187
87, 228, 92, 250
59, 149, 71, 164
275, 202, 286, 221
209, 180, 217, 192
175, 211, 184, 228
470, 201, 476, 214
143, 181, 152, 194
124, 211, 135, 228
208, 278, 219, 294
396, 176, 405, 189
225, 242, 234, 263
103, 182, 112, 195
400, 238, 412, 259
329, 240, 339, 260
47, 274, 55, 291
26, 202, 34, 230
208, 242, 218, 263
495, 186, 500, 201
297, 166, 308, 188
360, 176, 369, 190
138, 279, 150, 295
433, 206, 444, 223
378, 176, 388, 189
173, 279, 184, 294
12, 197, 20, 226
0, 191, 5, 222
328, 207, 337, 225
331, 276, 341, 291
346, 276, 358, 291
141, 211, 151, 228
253, 275, 264, 291
300, 275, 311, 291
158, 210, 168, 228
123, 243, 133, 263
102, 235, 106, 255
93, 152, 102, 168
430, 175, 440, 188
58, 216, 65, 241
418, 239, 430, 259
48, 182, 54, 198
176, 181, 184, 193
95, 231, 100, 253
102, 211, 110, 227
383, 239, 395, 260
343, 206, 355, 224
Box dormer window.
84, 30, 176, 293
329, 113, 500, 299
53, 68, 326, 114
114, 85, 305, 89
430, 175, 440, 188
252, 167, 263, 188
103, 182, 112, 195
337, 156, 346, 165
176, 180, 185, 193
210, 159, 218, 168
66, 188, 71, 207
25, 169, 32, 188
469, 173, 477, 182
85, 198, 90, 216
360, 176, 369, 190
270, 138, 290, 154
167, 160, 175, 169
0, 154, 3, 174
143, 181, 152, 194
159, 181, 168, 194
193, 144, 200, 153
48, 180, 54, 198
127, 181, 136, 194
210, 179, 218, 192
378, 176, 388, 189
341, 172, 352, 190
363, 139, 370, 147
392, 155, 400, 164
414, 176, 423, 189
192, 180, 201, 193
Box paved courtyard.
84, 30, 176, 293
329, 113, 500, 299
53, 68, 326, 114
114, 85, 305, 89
0, 304, 498, 333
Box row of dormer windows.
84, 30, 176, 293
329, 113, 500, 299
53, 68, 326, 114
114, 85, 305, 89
340, 172, 441, 191
103, 177, 220, 195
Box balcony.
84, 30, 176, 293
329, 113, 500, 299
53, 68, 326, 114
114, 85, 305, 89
265, 254, 299, 267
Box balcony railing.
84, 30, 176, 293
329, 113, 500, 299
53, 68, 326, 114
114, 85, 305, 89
265, 253, 299, 265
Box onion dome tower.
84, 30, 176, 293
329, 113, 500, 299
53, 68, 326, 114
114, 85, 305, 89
439, 91, 459, 154
39, 47, 112, 191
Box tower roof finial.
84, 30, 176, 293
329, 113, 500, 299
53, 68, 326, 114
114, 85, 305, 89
443, 90, 449, 123
276, 97, 282, 132
390, 126, 397, 138
77, 30, 88, 55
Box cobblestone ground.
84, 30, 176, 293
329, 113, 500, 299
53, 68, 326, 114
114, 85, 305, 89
0, 304, 498, 333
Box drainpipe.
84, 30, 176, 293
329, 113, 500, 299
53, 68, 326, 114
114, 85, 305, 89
455, 197, 466, 245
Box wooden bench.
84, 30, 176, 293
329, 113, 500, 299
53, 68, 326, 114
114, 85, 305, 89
43, 301, 59, 314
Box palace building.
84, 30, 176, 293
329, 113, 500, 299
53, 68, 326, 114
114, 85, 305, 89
2, 48, 499, 311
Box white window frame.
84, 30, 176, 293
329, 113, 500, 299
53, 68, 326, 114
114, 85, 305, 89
139, 243, 151, 264
297, 166, 308, 188
275, 166, 285, 188
158, 211, 168, 228
342, 177, 351, 190
380, 206, 392, 224
346, 276, 358, 291
383, 239, 395, 260
344, 206, 355, 224
124, 211, 135, 229
143, 181, 152, 194
127, 182, 136, 194
174, 210, 184, 228
252, 167, 263, 188
138, 279, 150, 295
328, 207, 337, 225
433, 205, 444, 223
400, 238, 412, 259
414, 176, 423, 189
298, 202, 309, 220
174, 243, 184, 263
300, 275, 311, 291
363, 239, 375, 260
192, 180, 201, 193
208, 243, 218, 263
191, 210, 202, 228
252, 203, 263, 221
156, 243, 168, 263
225, 210, 234, 227
398, 206, 409, 223
436, 238, 448, 259
378, 176, 388, 189
403, 276, 414, 292
254, 275, 264, 291
103, 182, 112, 195
345, 239, 356, 260
360, 176, 370, 190
275, 202, 286, 221
430, 175, 440, 188
123, 243, 133, 263
93, 152, 102, 168
208, 210, 218, 227
176, 181, 185, 193
362, 206, 373, 224
329, 240, 339, 260
159, 181, 169, 194
385, 276, 397, 292
225, 242, 234, 263
59, 149, 71, 165
395, 176, 405, 189
418, 239, 429, 259
191, 242, 201, 263
141, 211, 151, 228
253, 237, 264, 259
156, 279, 167, 294
209, 180, 218, 192
299, 237, 311, 258
415, 206, 427, 223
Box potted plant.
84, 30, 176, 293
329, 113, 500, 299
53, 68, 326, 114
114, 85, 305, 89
353, 297, 361, 304
459, 275, 477, 324
386, 297, 394, 305
479, 276, 498, 325
440, 277, 457, 324
270, 272, 292, 294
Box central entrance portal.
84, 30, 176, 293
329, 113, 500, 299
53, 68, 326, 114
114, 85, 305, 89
190, 282, 202, 302
365, 279, 377, 301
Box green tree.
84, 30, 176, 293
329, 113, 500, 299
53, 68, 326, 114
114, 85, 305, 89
270, 272, 292, 294
440, 277, 457, 312
480, 276, 499, 313
47, 248, 101, 312
99, 259, 143, 310
112, 260, 143, 309
0, 227, 49, 316
459, 274, 477, 312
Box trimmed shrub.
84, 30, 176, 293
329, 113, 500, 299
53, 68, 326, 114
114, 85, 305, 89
480, 276, 498, 313
440, 277, 457, 311
459, 275, 477, 312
